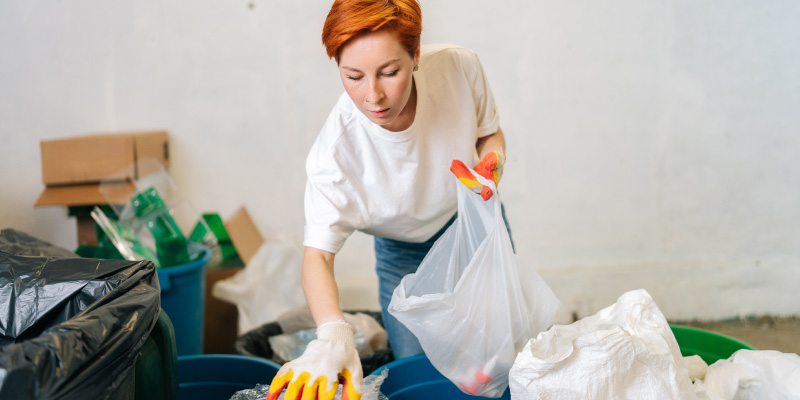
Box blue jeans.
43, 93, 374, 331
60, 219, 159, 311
374, 205, 514, 359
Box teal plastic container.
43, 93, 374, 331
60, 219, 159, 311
371, 355, 511, 399
371, 326, 756, 399
157, 246, 212, 356
178, 354, 281, 400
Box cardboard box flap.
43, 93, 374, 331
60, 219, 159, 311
224, 207, 265, 265
35, 181, 136, 207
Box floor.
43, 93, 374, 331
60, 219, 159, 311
671, 315, 800, 355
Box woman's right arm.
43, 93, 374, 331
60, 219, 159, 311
302, 246, 346, 326
267, 246, 363, 400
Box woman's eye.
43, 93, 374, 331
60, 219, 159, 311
383, 69, 399, 77
347, 75, 363, 81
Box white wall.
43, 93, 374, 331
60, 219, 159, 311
2, 0, 799, 323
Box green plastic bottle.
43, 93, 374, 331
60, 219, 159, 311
131, 187, 190, 267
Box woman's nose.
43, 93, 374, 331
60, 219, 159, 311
366, 79, 384, 104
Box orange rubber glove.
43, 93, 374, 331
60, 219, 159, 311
473, 151, 505, 186
450, 151, 505, 201
266, 320, 362, 400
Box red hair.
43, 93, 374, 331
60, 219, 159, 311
322, 0, 422, 63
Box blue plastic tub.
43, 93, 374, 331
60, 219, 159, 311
178, 354, 281, 400
371, 355, 511, 399
157, 246, 212, 356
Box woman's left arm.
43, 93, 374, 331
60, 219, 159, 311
476, 127, 505, 160
453, 127, 506, 199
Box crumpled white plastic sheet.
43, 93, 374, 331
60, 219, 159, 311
212, 235, 307, 334
509, 289, 697, 400
698, 349, 800, 400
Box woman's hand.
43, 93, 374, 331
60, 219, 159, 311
473, 151, 505, 186
451, 159, 494, 201
472, 128, 507, 198
451, 146, 506, 201
268, 247, 360, 399
266, 320, 363, 400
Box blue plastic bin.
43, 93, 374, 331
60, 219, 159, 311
157, 246, 212, 356
371, 355, 511, 399
178, 354, 281, 400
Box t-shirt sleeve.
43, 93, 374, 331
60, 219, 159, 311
302, 133, 359, 254
303, 178, 354, 254
460, 49, 500, 138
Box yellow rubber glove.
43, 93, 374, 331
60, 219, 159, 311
266, 320, 363, 400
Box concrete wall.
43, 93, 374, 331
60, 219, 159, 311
2, 0, 799, 323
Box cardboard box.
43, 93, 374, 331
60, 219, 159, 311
35, 131, 169, 208
224, 207, 264, 265
204, 267, 242, 354
76, 215, 97, 246
35, 180, 138, 207
40, 131, 169, 185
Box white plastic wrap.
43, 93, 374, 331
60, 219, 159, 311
388, 168, 559, 398
702, 349, 800, 399
509, 289, 698, 400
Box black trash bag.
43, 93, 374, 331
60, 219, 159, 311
234, 310, 394, 375
0, 228, 79, 258
0, 247, 160, 400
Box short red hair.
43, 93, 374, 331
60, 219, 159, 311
322, 0, 422, 63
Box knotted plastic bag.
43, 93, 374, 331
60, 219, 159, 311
388, 167, 559, 398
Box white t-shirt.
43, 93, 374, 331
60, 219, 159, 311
303, 44, 500, 254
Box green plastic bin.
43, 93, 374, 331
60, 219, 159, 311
670, 324, 757, 364
135, 309, 179, 400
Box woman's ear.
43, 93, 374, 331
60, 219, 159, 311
414, 47, 421, 66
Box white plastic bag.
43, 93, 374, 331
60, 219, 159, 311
388, 168, 559, 398
212, 235, 306, 334
509, 289, 697, 400
701, 349, 800, 399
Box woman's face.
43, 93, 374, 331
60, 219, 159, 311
338, 29, 419, 132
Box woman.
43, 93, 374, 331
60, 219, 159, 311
268, 1, 507, 399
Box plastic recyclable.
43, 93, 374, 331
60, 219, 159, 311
190, 213, 240, 261
92, 157, 216, 268
130, 186, 190, 267
92, 206, 158, 263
